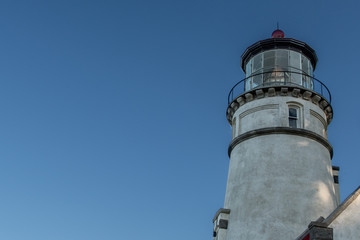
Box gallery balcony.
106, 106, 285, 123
228, 71, 331, 105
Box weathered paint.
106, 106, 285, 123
231, 96, 328, 139
222, 95, 337, 240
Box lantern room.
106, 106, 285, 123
240, 30, 318, 92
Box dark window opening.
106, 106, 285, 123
289, 107, 298, 128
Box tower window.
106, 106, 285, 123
289, 107, 298, 128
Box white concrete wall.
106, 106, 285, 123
224, 96, 337, 240
231, 96, 328, 139
329, 194, 360, 240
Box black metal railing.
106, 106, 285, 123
228, 71, 331, 105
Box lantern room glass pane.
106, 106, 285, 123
289, 51, 302, 85
263, 51, 275, 71
289, 51, 301, 70
252, 54, 262, 73
245, 78, 251, 91
301, 55, 310, 75
253, 74, 262, 88
246, 60, 252, 77
276, 50, 288, 69
245, 59, 252, 91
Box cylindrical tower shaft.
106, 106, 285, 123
225, 95, 336, 239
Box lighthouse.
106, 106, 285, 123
212, 30, 340, 240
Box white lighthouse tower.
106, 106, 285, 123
213, 29, 340, 240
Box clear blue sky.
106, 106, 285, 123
0, 0, 359, 239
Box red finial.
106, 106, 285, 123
272, 29, 285, 38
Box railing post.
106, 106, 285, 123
321, 85, 323, 96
